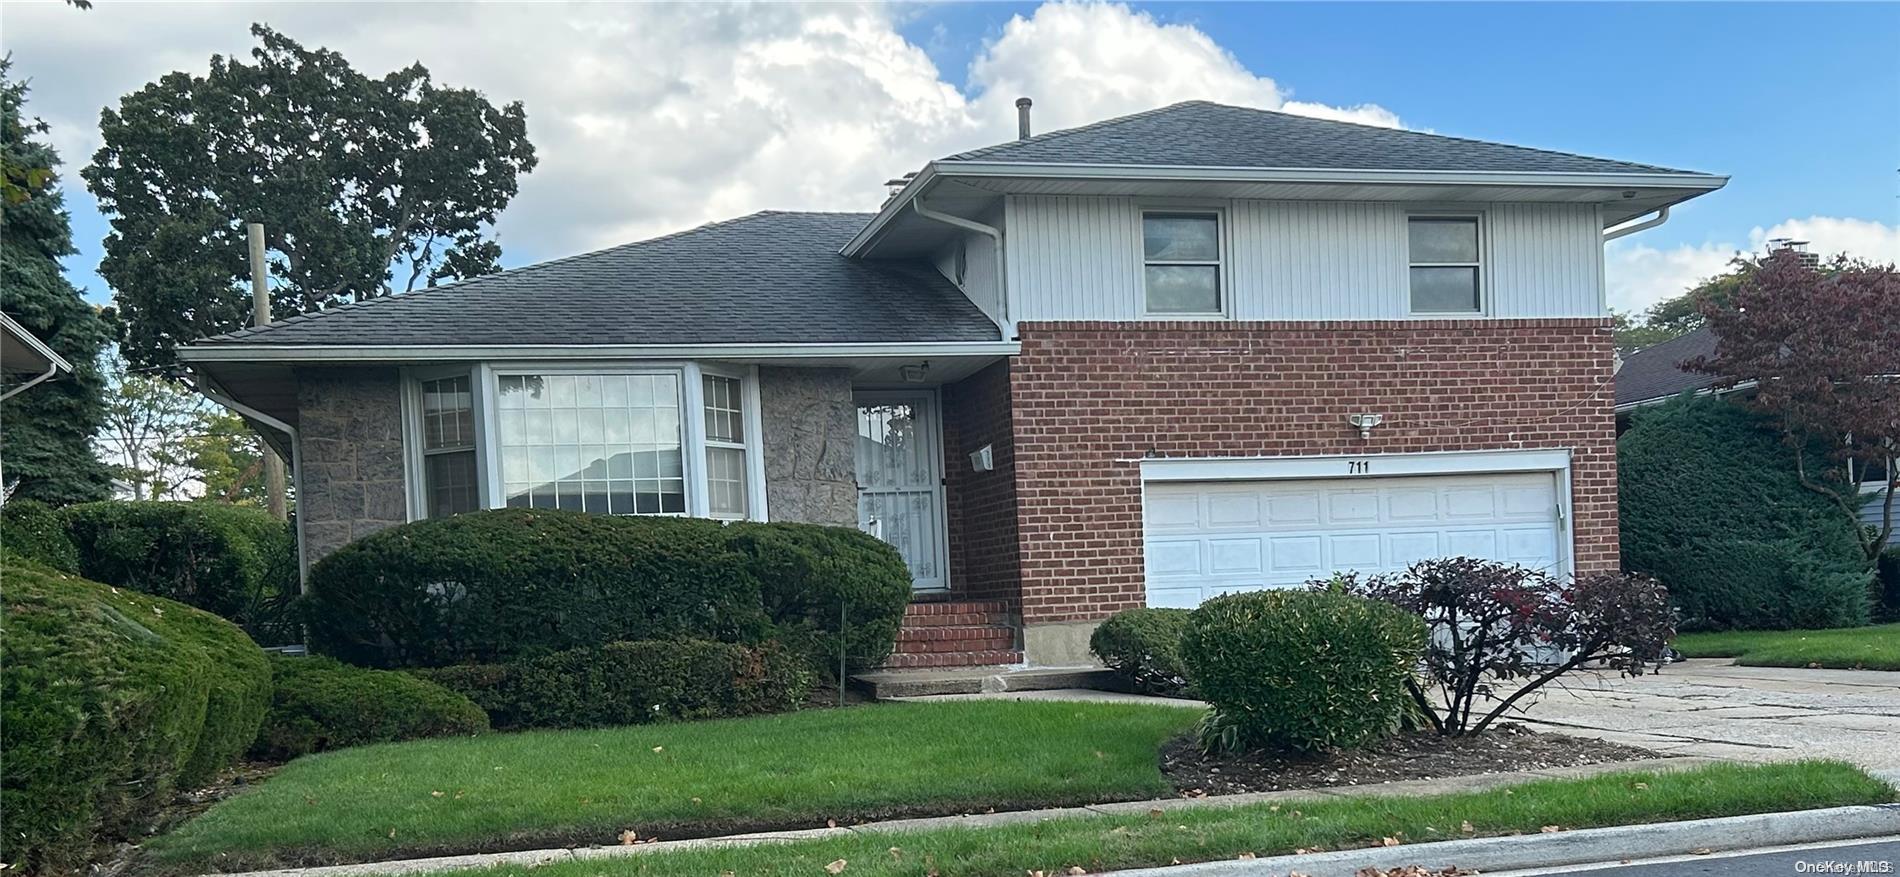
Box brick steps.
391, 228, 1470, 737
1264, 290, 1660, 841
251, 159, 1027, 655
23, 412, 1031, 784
882, 600, 1020, 669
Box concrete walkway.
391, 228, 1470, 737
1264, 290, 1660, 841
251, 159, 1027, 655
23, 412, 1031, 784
896, 659, 1900, 770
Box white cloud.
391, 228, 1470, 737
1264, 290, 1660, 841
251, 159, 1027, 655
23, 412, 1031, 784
1605, 216, 1899, 315
0, 0, 1400, 265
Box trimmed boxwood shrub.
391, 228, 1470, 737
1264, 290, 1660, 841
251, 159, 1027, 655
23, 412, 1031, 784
1877, 548, 1900, 623
250, 655, 489, 761
1180, 590, 1424, 754
0, 498, 79, 573
303, 509, 912, 672
1, 552, 270, 872
416, 639, 811, 731
728, 522, 914, 672
60, 500, 298, 643
1620, 397, 1872, 630
1089, 608, 1194, 696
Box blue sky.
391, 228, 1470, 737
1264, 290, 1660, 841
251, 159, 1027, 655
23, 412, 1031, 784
11, 1, 1897, 317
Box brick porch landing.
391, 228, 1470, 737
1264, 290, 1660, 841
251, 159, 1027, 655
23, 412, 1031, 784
882, 600, 1021, 669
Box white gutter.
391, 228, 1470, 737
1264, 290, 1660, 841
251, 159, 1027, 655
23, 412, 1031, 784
0, 312, 73, 401
178, 340, 1021, 365
1603, 207, 1671, 241
933, 161, 1729, 191
190, 373, 310, 588
911, 199, 1011, 338
0, 362, 61, 402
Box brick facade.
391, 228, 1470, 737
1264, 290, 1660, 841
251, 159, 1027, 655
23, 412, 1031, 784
1002, 318, 1620, 628
940, 361, 1022, 606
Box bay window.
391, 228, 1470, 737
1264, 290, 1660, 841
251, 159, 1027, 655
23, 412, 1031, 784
404, 364, 763, 522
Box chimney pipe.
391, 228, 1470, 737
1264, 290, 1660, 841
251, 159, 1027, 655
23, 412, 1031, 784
1015, 97, 1033, 140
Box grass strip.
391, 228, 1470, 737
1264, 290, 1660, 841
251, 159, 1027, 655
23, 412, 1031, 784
144, 700, 1199, 872
435, 761, 1896, 877
1674, 623, 1900, 670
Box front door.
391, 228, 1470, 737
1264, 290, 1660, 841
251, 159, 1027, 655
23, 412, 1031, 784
854, 390, 948, 592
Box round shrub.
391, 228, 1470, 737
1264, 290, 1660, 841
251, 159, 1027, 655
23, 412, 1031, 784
303, 509, 768, 667
1089, 608, 1194, 696
727, 522, 913, 673
1, 552, 269, 872
1180, 590, 1425, 754
60, 500, 298, 642
1620, 397, 1872, 630
0, 498, 79, 573
417, 639, 812, 731
250, 655, 489, 761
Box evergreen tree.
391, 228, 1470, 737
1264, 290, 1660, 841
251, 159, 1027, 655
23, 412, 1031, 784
1, 61, 114, 504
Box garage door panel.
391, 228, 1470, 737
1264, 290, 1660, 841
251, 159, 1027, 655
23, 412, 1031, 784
1145, 471, 1566, 608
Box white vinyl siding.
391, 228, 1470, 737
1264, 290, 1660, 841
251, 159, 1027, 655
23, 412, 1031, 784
1005, 195, 1605, 321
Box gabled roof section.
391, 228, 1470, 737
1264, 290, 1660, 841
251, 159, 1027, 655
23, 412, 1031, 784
185, 212, 1000, 353
944, 101, 1706, 176
1615, 327, 1722, 409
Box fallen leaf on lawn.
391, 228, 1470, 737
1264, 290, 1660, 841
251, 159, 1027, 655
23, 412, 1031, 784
1295, 848, 1311, 855
652, 746, 664, 753
1066, 867, 1088, 875
1633, 782, 1649, 790
888, 847, 902, 862
827, 818, 838, 829
1093, 750, 1106, 759
1502, 789, 1513, 795
1460, 820, 1476, 834
824, 859, 848, 874
1237, 852, 1256, 860
387, 829, 396, 839
430, 791, 444, 798
1147, 808, 1164, 818
1692, 848, 1713, 856
1540, 825, 1563, 833
619, 830, 638, 845
1269, 804, 1281, 812
721, 872, 735, 877
1381, 836, 1401, 846
691, 797, 701, 805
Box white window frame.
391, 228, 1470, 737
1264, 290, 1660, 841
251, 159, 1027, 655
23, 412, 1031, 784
402, 361, 769, 522
1139, 207, 1229, 319
400, 365, 488, 521
1405, 211, 1488, 316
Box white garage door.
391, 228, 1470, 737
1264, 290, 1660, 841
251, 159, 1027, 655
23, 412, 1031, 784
1144, 472, 1564, 608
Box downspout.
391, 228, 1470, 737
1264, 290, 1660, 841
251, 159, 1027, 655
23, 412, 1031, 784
190, 373, 309, 591
1603, 206, 1670, 242
912, 198, 1012, 338
0, 362, 60, 402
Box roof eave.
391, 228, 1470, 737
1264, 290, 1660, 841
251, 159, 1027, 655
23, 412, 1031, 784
176, 339, 1022, 365
1, 312, 74, 375
840, 164, 943, 258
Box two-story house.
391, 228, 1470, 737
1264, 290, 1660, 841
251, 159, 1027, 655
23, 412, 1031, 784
179, 100, 1726, 668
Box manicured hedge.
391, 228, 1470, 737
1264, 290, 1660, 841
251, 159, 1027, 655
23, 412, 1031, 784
60, 500, 298, 643
250, 656, 489, 762
303, 509, 912, 672
1879, 549, 1900, 623
0, 552, 270, 872
1089, 608, 1194, 696
0, 498, 78, 573
416, 639, 811, 731
1180, 590, 1424, 754
1619, 396, 1873, 630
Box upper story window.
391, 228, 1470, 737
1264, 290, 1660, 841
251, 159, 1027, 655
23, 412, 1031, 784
418, 375, 480, 518
1142, 211, 1223, 315
702, 373, 749, 520
496, 372, 686, 515
1408, 215, 1483, 314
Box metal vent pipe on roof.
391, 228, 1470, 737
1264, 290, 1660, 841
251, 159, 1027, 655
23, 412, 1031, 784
1016, 97, 1032, 139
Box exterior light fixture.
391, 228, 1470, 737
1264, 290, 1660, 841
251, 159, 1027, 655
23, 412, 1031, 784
1347, 413, 1384, 440
899, 362, 930, 383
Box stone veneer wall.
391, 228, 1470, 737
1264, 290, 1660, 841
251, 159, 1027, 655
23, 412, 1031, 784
297, 367, 407, 565
757, 366, 858, 526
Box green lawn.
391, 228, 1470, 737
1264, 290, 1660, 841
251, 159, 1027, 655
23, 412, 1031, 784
1675, 623, 1900, 670
145, 700, 1201, 872
431, 762, 1894, 877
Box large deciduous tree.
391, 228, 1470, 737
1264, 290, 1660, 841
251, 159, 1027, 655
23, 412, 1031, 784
83, 24, 537, 368
1, 61, 114, 505
1689, 250, 1900, 563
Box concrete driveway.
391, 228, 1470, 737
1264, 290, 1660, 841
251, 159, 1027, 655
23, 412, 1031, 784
1512, 659, 1900, 771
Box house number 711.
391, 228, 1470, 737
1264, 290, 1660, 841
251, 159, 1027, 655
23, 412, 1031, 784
1346, 460, 1371, 474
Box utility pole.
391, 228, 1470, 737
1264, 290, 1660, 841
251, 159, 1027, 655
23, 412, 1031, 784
248, 222, 289, 521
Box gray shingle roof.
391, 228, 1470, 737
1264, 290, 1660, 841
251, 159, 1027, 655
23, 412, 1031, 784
191, 212, 1000, 349
947, 101, 1706, 176
1615, 327, 1720, 407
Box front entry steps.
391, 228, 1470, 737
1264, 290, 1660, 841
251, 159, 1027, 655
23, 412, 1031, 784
852, 664, 1125, 700
883, 600, 1022, 669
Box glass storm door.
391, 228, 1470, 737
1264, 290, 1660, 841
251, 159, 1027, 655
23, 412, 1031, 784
854, 391, 948, 592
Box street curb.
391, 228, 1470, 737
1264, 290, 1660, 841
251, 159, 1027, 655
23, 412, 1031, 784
1103, 805, 1900, 877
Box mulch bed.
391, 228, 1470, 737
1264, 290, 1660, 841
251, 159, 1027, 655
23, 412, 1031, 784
1162, 723, 1658, 796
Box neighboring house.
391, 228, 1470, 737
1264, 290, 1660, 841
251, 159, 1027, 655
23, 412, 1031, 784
2, 312, 75, 506
1616, 326, 1893, 546
179, 100, 1728, 667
